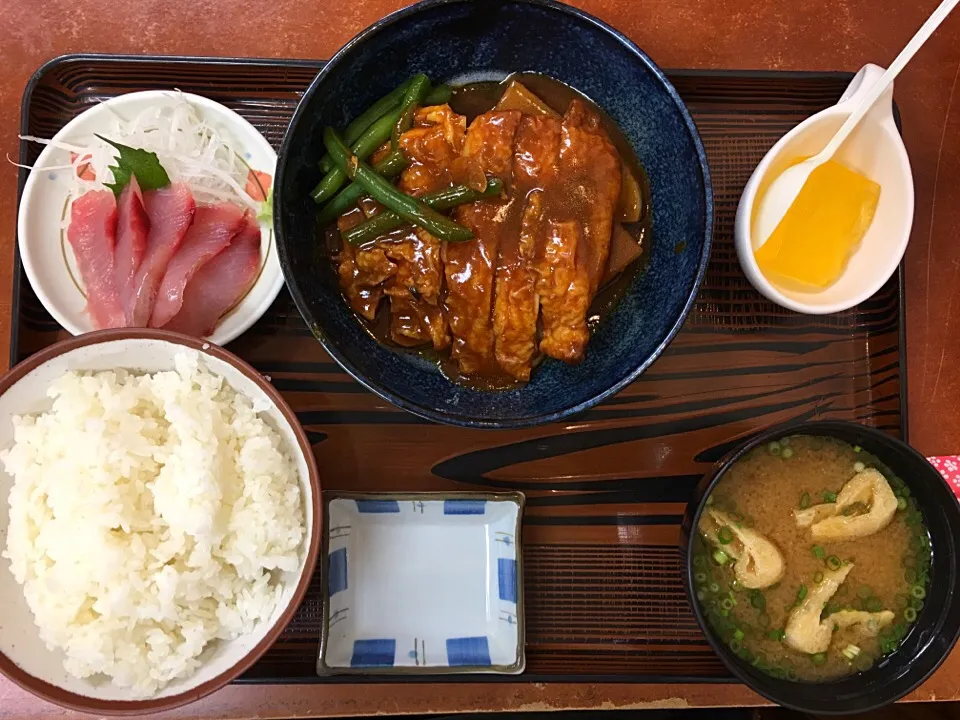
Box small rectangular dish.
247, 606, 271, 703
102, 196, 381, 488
318, 492, 525, 675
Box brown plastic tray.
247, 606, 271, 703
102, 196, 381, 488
13, 55, 906, 684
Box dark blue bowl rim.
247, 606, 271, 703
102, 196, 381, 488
275, 0, 714, 429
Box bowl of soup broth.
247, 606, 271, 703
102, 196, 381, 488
274, 0, 711, 427
683, 421, 960, 713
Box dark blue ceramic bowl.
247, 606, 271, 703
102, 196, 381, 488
275, 0, 712, 428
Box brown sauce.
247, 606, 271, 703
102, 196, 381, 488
328, 73, 653, 389
694, 436, 931, 682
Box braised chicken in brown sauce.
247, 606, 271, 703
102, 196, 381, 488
330, 72, 651, 388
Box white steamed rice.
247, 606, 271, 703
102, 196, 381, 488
1, 351, 304, 695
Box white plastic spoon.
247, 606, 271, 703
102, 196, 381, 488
754, 0, 960, 246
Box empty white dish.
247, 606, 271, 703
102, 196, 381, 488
319, 493, 524, 675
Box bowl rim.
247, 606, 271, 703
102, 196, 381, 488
274, 0, 714, 429
0, 328, 322, 715
682, 420, 960, 714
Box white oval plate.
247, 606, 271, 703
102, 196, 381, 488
16, 90, 281, 346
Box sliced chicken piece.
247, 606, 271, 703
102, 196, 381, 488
66, 190, 127, 329
784, 563, 895, 655
398, 104, 466, 196
536, 219, 592, 362
493, 115, 563, 380
794, 468, 898, 542
445, 111, 522, 375
699, 509, 785, 589
558, 99, 622, 294
334, 207, 397, 321
381, 228, 449, 350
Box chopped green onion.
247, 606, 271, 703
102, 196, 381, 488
826, 555, 842, 571
799, 492, 811, 510
811, 652, 827, 666
865, 596, 883, 612
897, 497, 907, 511
719, 608, 730, 617
713, 549, 730, 566
706, 494, 714, 506
814, 571, 824, 584
904, 607, 918, 622
733, 628, 745, 642
693, 554, 706, 568
853, 445, 862, 452
767, 441, 781, 456
695, 572, 707, 584
912, 598, 925, 611
853, 461, 866, 473
721, 598, 734, 611
796, 584, 808, 603
768, 629, 785, 641
696, 589, 707, 602
911, 585, 927, 600
812, 545, 825, 559
905, 567, 917, 583
718, 526, 734, 545
841, 644, 861, 661
786, 668, 799, 681
901, 485, 911, 497
730, 638, 742, 653
780, 436, 791, 446
822, 490, 838, 503
709, 582, 720, 594
857, 585, 874, 599
895, 594, 909, 608
782, 447, 794, 459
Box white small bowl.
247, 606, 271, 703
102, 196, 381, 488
734, 64, 914, 314
17, 91, 281, 345
0, 329, 320, 715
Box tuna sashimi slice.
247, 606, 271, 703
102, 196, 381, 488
124, 183, 196, 326
113, 175, 149, 300
149, 204, 247, 328
161, 215, 262, 337
66, 190, 127, 329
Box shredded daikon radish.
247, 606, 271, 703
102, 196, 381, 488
19, 92, 268, 215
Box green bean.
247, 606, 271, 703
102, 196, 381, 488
323, 127, 473, 243
316, 150, 408, 226
423, 83, 452, 105
318, 76, 416, 172
314, 75, 432, 203
312, 109, 403, 202
392, 103, 416, 148
342, 179, 503, 246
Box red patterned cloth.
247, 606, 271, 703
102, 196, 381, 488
927, 456, 960, 499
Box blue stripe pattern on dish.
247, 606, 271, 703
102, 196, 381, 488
350, 639, 396, 667
498, 558, 518, 603
355, 499, 400, 513
446, 636, 491, 666
443, 499, 486, 515
327, 548, 348, 596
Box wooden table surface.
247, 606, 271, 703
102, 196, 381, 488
3, 0, 960, 717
